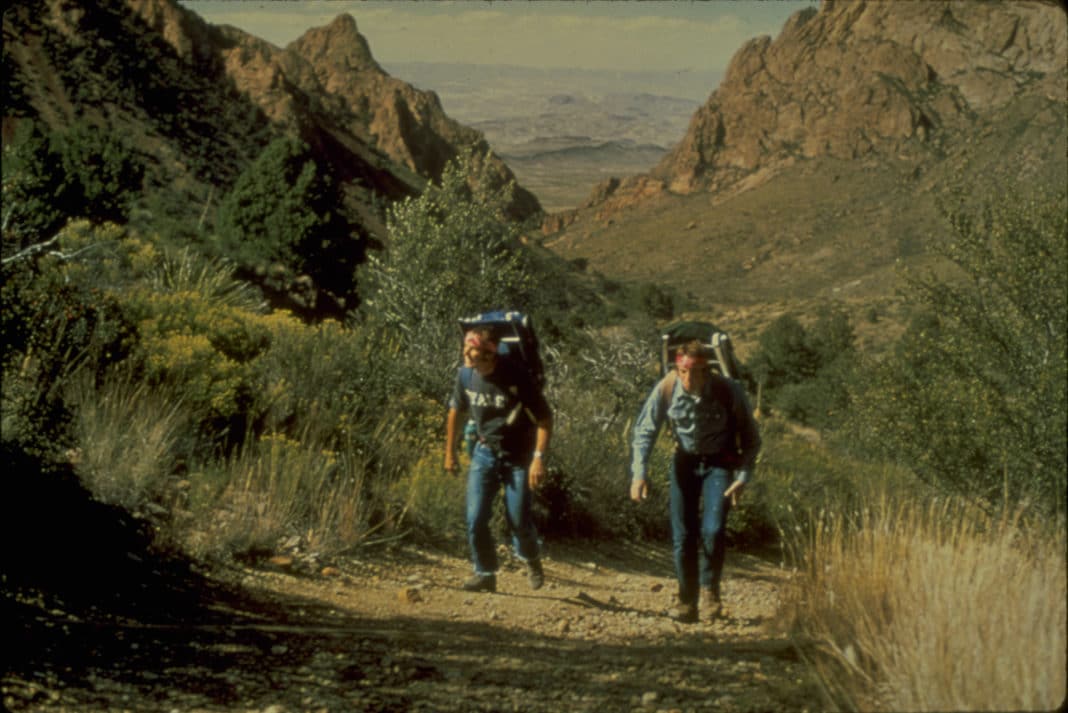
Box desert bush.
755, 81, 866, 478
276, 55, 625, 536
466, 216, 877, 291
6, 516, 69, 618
1, 223, 138, 458
182, 432, 353, 559
121, 288, 267, 435
393, 451, 468, 550
531, 324, 658, 538
783, 496, 1066, 711
847, 184, 1067, 516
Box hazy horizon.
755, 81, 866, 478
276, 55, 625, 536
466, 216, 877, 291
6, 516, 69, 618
179, 1, 810, 79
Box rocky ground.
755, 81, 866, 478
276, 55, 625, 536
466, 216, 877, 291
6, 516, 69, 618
3, 540, 826, 712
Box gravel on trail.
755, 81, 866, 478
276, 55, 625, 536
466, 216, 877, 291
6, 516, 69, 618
4, 540, 826, 712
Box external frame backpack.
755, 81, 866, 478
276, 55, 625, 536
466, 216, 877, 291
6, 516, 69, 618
458, 309, 545, 391
657, 320, 744, 414
457, 310, 546, 447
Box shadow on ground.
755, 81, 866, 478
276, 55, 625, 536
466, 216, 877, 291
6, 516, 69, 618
1, 442, 820, 712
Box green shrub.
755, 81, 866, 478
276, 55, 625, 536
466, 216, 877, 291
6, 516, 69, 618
1, 222, 138, 458
848, 184, 1067, 516
749, 308, 857, 428
214, 136, 363, 304
362, 148, 536, 395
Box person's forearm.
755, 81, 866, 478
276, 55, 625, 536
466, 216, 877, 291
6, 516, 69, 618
534, 418, 551, 455
445, 408, 461, 459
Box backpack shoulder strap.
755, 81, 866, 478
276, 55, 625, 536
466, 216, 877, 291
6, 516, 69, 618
658, 371, 681, 447
658, 370, 677, 415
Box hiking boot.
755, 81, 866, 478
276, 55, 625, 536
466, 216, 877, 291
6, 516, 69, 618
462, 573, 496, 593
526, 559, 545, 590
675, 601, 698, 624
702, 588, 724, 620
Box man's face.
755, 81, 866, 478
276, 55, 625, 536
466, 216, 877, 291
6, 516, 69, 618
677, 361, 708, 394
465, 345, 496, 376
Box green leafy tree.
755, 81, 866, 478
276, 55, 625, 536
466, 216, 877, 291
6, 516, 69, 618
750, 314, 818, 391
2, 122, 68, 250
50, 122, 144, 225
215, 137, 362, 305
362, 149, 535, 393
849, 185, 1067, 515
2, 120, 142, 251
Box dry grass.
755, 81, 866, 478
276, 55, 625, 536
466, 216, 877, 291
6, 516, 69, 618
783, 496, 1067, 711
181, 431, 403, 560
66, 374, 189, 515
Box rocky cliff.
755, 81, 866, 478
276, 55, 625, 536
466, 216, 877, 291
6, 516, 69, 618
126, 0, 541, 219
580, 0, 1065, 210
540, 0, 1065, 328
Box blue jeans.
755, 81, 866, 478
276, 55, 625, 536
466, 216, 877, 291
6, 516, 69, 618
669, 452, 732, 605
466, 442, 540, 575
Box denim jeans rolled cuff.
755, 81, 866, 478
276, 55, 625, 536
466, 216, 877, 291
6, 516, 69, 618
465, 442, 540, 575
669, 454, 732, 605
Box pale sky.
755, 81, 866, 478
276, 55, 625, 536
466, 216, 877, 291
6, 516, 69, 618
178, 1, 813, 74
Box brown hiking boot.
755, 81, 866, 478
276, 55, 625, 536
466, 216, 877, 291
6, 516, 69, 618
675, 601, 698, 624
702, 588, 723, 620
462, 573, 496, 593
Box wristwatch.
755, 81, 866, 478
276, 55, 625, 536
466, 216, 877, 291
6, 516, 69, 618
533, 450, 545, 459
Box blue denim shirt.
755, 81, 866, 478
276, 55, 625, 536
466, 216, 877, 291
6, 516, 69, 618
630, 372, 760, 484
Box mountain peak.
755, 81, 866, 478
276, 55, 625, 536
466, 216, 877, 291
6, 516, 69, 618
289, 13, 381, 74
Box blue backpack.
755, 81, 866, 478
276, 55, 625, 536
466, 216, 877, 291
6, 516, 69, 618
458, 310, 546, 391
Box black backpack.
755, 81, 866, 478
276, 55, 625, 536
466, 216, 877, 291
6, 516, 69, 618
659, 320, 741, 378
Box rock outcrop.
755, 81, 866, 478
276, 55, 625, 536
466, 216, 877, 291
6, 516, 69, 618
627, 0, 1066, 199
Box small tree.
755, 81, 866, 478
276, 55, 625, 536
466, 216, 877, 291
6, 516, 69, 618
214, 137, 362, 305
2, 122, 68, 250
749, 314, 818, 391
2, 120, 143, 251
362, 149, 535, 394
748, 309, 856, 427
51, 121, 145, 225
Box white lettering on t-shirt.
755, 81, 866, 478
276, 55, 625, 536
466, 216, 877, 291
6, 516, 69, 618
466, 389, 508, 409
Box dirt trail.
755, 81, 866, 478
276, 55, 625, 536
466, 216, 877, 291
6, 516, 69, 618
4, 541, 823, 712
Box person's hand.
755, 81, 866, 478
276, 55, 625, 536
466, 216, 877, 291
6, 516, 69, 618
444, 453, 459, 474
528, 455, 547, 489
630, 478, 649, 502
724, 480, 745, 506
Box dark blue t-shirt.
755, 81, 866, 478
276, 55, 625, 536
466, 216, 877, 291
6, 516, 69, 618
449, 359, 550, 459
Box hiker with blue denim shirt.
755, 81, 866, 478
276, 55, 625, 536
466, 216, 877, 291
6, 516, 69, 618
630, 340, 761, 623
445, 327, 552, 593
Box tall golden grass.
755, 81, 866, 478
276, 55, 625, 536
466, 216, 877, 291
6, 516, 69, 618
783, 495, 1066, 711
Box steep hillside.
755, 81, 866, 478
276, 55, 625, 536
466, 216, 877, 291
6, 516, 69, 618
3, 0, 542, 233
542, 0, 1067, 346
3, 0, 563, 318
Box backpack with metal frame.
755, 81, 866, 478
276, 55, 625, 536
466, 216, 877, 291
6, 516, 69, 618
657, 320, 742, 409
457, 310, 545, 453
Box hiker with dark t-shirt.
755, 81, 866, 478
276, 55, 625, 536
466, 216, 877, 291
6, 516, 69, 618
445, 327, 552, 593
630, 339, 761, 623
